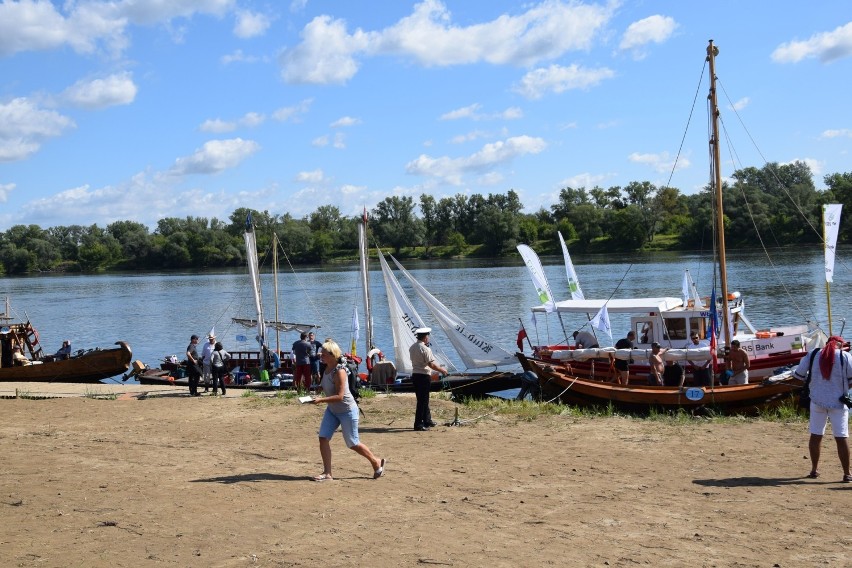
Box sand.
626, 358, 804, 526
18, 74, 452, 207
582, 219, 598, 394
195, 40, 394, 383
0, 382, 850, 567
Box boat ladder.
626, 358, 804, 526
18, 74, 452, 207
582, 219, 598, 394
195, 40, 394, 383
23, 321, 45, 360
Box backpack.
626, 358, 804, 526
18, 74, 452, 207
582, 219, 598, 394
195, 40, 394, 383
338, 362, 361, 401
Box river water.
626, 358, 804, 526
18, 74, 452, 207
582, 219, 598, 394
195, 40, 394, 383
1, 247, 848, 382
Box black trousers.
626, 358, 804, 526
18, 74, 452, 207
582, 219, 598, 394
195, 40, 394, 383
412, 373, 432, 427
187, 370, 200, 395
212, 366, 226, 393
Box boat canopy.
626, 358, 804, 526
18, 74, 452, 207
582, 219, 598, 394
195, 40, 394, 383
531, 297, 684, 314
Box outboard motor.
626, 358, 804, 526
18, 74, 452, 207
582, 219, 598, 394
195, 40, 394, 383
516, 370, 541, 401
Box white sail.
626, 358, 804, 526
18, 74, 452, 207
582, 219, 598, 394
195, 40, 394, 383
558, 231, 584, 300
377, 249, 425, 374
391, 256, 517, 369
517, 244, 556, 312
824, 204, 842, 283
359, 215, 373, 354
243, 214, 265, 348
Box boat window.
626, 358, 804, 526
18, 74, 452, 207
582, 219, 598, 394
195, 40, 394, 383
690, 320, 705, 339
636, 322, 653, 344
665, 318, 688, 341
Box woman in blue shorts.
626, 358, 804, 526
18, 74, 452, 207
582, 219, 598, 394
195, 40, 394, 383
311, 339, 385, 481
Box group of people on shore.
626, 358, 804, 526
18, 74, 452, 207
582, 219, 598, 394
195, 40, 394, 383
185, 333, 228, 396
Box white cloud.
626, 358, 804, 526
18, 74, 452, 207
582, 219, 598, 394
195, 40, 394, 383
272, 99, 313, 122
783, 158, 823, 176
169, 138, 260, 176
513, 64, 615, 99
772, 22, 852, 63
406, 135, 546, 184
280, 0, 615, 84
295, 169, 326, 183
821, 128, 852, 139
441, 104, 482, 121
730, 97, 750, 111
221, 49, 261, 64
450, 130, 489, 144
290, 0, 308, 13
312, 135, 329, 147
62, 72, 138, 109
234, 10, 271, 38
0, 98, 75, 162
628, 151, 690, 173
199, 112, 265, 133
332, 132, 346, 149
0, 0, 237, 58
619, 15, 677, 58
331, 116, 361, 127
560, 172, 613, 189
0, 182, 14, 202
477, 172, 504, 186
441, 103, 523, 121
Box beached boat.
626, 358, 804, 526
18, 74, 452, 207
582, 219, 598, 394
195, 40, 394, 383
357, 213, 521, 397
517, 40, 828, 410
521, 355, 802, 414
0, 298, 132, 382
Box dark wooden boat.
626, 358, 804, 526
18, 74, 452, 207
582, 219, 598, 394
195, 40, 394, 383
0, 316, 131, 382
519, 353, 803, 414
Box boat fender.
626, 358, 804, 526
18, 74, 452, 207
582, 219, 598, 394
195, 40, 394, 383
366, 348, 383, 372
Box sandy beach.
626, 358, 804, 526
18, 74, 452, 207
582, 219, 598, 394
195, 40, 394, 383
0, 382, 850, 567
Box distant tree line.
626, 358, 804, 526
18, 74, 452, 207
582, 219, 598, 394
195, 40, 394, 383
1, 162, 850, 275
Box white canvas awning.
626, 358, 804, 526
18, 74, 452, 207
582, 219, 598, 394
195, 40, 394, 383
531, 297, 684, 314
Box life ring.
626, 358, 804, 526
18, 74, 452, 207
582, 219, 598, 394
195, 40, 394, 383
366, 348, 383, 372
31, 328, 40, 345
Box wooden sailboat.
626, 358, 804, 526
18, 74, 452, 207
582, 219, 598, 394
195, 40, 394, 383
519, 40, 811, 412
358, 213, 522, 397
0, 297, 132, 382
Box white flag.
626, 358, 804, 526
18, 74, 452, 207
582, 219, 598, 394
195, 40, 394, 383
824, 204, 842, 283
517, 244, 556, 312
558, 231, 584, 300
590, 304, 612, 338
351, 306, 360, 341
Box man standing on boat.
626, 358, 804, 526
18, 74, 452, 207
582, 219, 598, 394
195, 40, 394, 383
648, 342, 668, 385
726, 340, 749, 385
614, 331, 635, 384
684, 333, 712, 386
410, 328, 447, 431
792, 336, 852, 483
201, 333, 216, 393
308, 331, 323, 386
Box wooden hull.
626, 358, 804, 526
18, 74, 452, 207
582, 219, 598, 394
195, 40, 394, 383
138, 368, 522, 397
529, 347, 803, 385
379, 371, 522, 398
0, 342, 132, 383
519, 354, 802, 414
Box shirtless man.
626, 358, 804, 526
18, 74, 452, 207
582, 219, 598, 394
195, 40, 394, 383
648, 342, 668, 385
726, 339, 750, 384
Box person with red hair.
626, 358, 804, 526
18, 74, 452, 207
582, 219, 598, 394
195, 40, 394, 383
792, 336, 852, 483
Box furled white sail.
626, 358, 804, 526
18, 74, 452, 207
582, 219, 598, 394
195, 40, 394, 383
517, 244, 556, 312
359, 215, 373, 355
377, 249, 425, 374
243, 214, 265, 348
824, 204, 842, 283
558, 231, 584, 300
391, 256, 517, 369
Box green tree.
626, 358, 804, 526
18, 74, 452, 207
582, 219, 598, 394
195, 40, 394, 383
372, 196, 420, 254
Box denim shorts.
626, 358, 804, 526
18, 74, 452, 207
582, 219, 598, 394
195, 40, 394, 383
318, 405, 360, 447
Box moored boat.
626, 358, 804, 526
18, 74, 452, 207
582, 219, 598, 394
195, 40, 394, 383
0, 298, 132, 382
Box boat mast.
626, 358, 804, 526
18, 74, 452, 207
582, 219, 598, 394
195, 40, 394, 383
244, 213, 266, 369
707, 40, 731, 348
360, 209, 374, 355
273, 232, 280, 354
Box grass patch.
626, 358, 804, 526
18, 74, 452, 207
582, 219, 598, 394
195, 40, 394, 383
83, 387, 116, 400
356, 387, 376, 399
457, 396, 565, 421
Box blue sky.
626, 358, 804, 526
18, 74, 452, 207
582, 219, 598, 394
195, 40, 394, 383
1, 0, 850, 231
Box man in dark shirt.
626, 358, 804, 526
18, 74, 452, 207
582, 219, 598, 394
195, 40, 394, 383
614, 331, 635, 384
292, 332, 313, 392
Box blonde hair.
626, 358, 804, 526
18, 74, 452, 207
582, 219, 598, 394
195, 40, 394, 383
322, 339, 342, 360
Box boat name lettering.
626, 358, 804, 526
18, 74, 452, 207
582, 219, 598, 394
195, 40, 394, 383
401, 313, 418, 335
454, 325, 494, 353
